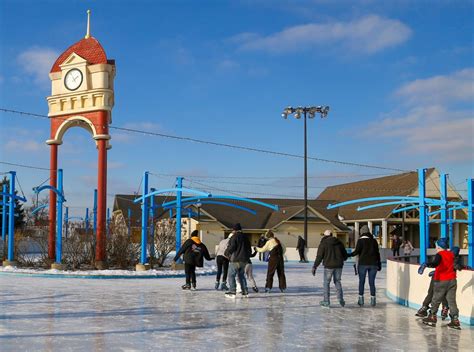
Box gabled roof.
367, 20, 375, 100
113, 195, 349, 231
316, 169, 436, 220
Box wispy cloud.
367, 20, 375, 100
395, 68, 474, 106
368, 68, 474, 163
17, 47, 59, 88
5, 139, 44, 152
230, 15, 411, 55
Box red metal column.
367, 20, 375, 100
96, 139, 107, 264
48, 144, 58, 261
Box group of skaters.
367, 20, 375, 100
174, 224, 467, 329
416, 237, 470, 330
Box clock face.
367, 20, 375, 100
64, 69, 83, 91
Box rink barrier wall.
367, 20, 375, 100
386, 259, 474, 326
0, 270, 217, 280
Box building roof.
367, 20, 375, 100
113, 195, 349, 232
50, 37, 110, 73
316, 169, 436, 221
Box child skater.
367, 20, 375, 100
174, 230, 213, 291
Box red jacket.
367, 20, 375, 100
433, 250, 456, 281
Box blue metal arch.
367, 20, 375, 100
162, 195, 279, 211
164, 200, 257, 215
133, 188, 211, 203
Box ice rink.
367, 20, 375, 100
0, 262, 472, 351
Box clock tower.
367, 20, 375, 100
46, 10, 115, 268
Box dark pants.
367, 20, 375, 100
266, 255, 286, 290
216, 255, 229, 282
185, 263, 196, 286
298, 248, 306, 262
431, 279, 459, 317
392, 248, 400, 256
422, 276, 448, 308
358, 265, 377, 296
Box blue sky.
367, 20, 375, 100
0, 0, 473, 216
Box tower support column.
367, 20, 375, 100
95, 139, 107, 268
48, 144, 58, 261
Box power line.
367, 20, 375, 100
1, 107, 408, 172
0, 161, 50, 171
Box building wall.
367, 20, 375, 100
273, 222, 348, 248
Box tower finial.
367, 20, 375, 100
85, 9, 91, 39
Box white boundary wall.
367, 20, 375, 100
386, 259, 474, 326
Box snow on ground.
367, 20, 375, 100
0, 262, 472, 351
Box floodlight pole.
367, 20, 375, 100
282, 106, 329, 244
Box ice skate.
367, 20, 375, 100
225, 291, 236, 299
370, 296, 376, 307
422, 314, 437, 327
280, 288, 286, 293
339, 300, 345, 307
215, 281, 220, 290
191, 284, 197, 291
441, 306, 449, 320
415, 306, 429, 317
447, 316, 461, 330
220, 282, 229, 291
241, 290, 249, 298
320, 301, 330, 308
357, 295, 364, 307
265, 288, 271, 293
252, 286, 259, 293
181, 284, 191, 290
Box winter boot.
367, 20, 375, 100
181, 284, 191, 290
370, 296, 376, 307
422, 314, 437, 327
415, 306, 429, 317
320, 301, 330, 308
191, 283, 197, 291
447, 316, 461, 330
357, 295, 364, 307
280, 288, 286, 293
339, 300, 345, 307
241, 290, 249, 298
220, 282, 229, 291
441, 306, 449, 321
252, 286, 259, 293
215, 281, 220, 290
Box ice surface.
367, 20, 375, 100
0, 262, 472, 351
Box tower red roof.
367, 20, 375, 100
50, 37, 109, 73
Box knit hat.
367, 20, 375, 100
451, 246, 460, 256
360, 225, 370, 235
233, 223, 242, 231
265, 230, 274, 239
190, 230, 199, 238
323, 230, 332, 236
435, 238, 448, 250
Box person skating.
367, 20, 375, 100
419, 239, 461, 329
401, 239, 414, 257
312, 230, 348, 307
296, 235, 307, 263
255, 230, 287, 293
173, 230, 212, 291
391, 234, 401, 257
224, 223, 252, 298
257, 234, 267, 262
349, 225, 381, 307
245, 249, 259, 292
215, 235, 230, 290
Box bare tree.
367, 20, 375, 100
153, 218, 177, 267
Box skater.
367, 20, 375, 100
255, 230, 287, 293
419, 238, 461, 329
312, 230, 348, 307
224, 223, 252, 298
215, 235, 230, 290
245, 249, 259, 292
391, 234, 401, 257
401, 239, 414, 256
257, 234, 267, 261
296, 235, 307, 262
349, 225, 381, 307
173, 230, 212, 291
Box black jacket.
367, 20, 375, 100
351, 232, 381, 268
297, 236, 306, 251
313, 235, 348, 269
225, 231, 252, 263
174, 236, 211, 267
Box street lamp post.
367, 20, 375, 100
282, 106, 329, 245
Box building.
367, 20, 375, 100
316, 168, 468, 249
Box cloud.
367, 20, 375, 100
395, 68, 474, 106
17, 47, 59, 87
367, 68, 474, 163
5, 139, 44, 152
231, 15, 411, 55
217, 59, 240, 71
